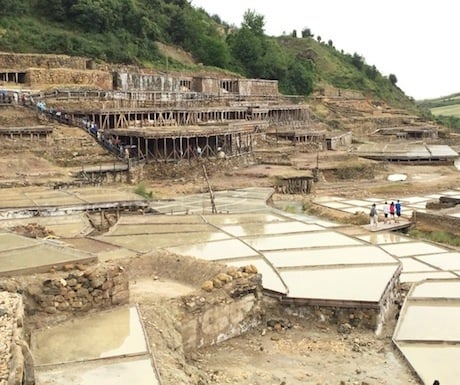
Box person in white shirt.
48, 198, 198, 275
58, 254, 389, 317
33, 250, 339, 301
383, 201, 389, 224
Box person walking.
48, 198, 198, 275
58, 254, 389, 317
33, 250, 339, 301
369, 203, 378, 227
389, 201, 395, 223
383, 201, 389, 224
395, 200, 402, 223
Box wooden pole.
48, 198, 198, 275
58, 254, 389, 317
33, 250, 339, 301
202, 164, 217, 214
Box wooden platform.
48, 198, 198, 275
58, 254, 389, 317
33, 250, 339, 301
363, 219, 412, 232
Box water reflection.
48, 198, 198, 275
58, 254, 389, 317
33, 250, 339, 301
167, 239, 257, 260
32, 307, 147, 365
36, 358, 159, 385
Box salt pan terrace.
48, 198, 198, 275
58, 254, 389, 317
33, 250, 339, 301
1, 187, 460, 385
0, 186, 148, 219
95, 189, 402, 306
393, 279, 460, 385
0, 231, 96, 276
313, 188, 460, 219
32, 305, 160, 385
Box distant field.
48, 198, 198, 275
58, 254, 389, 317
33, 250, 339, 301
428, 95, 460, 103
430, 104, 460, 117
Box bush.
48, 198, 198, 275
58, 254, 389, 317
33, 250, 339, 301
134, 182, 154, 199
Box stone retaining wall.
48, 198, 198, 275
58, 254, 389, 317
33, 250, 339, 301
238, 78, 279, 96
114, 71, 188, 92
0, 52, 88, 70
317, 85, 364, 99
180, 266, 264, 355
25, 68, 112, 89
413, 211, 460, 234
0, 292, 34, 385
0, 263, 128, 384
280, 266, 402, 335
21, 263, 129, 315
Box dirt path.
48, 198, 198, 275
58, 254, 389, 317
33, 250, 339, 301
195, 319, 420, 385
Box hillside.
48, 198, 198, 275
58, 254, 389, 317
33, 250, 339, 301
416, 93, 460, 131
0, 0, 415, 110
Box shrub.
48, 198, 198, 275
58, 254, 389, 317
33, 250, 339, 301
134, 182, 154, 199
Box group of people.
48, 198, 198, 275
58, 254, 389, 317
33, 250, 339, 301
369, 200, 402, 226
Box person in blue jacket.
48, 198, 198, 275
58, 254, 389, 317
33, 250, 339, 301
395, 200, 402, 223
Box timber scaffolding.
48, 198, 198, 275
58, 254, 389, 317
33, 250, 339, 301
0, 125, 53, 141
35, 89, 305, 108
64, 104, 311, 131
55, 103, 314, 162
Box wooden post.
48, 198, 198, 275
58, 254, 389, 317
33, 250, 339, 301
202, 164, 217, 214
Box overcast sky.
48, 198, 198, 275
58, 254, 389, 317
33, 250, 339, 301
191, 0, 458, 100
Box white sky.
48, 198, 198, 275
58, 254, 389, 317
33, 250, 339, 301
191, 0, 459, 100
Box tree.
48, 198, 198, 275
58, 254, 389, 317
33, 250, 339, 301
301, 28, 313, 38
351, 53, 364, 70
227, 10, 268, 77
196, 35, 231, 68
241, 9, 265, 36
258, 39, 288, 80
227, 26, 263, 77
281, 59, 314, 95
0, 0, 27, 15
365, 65, 378, 80
389, 73, 398, 85
70, 0, 123, 33
34, 0, 66, 20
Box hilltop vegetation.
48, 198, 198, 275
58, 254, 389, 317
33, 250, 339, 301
417, 93, 460, 130
1, 0, 413, 107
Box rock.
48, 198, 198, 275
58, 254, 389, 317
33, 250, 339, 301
0, 280, 19, 293
352, 344, 361, 352
201, 280, 213, 292
90, 275, 106, 288
112, 289, 129, 305
215, 272, 232, 284
242, 264, 258, 274
337, 323, 352, 334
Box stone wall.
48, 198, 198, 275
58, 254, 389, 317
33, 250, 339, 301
114, 72, 280, 97
413, 211, 460, 235
180, 266, 264, 355
0, 292, 34, 385
0, 52, 88, 70
0, 263, 127, 384
238, 79, 279, 96
317, 85, 364, 99
21, 263, 129, 315
114, 71, 190, 92
280, 267, 402, 335
192, 77, 221, 94
25, 68, 112, 89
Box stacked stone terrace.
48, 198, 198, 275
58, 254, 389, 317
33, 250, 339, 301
0, 292, 32, 385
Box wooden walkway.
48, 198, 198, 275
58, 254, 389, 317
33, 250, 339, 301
363, 219, 412, 232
